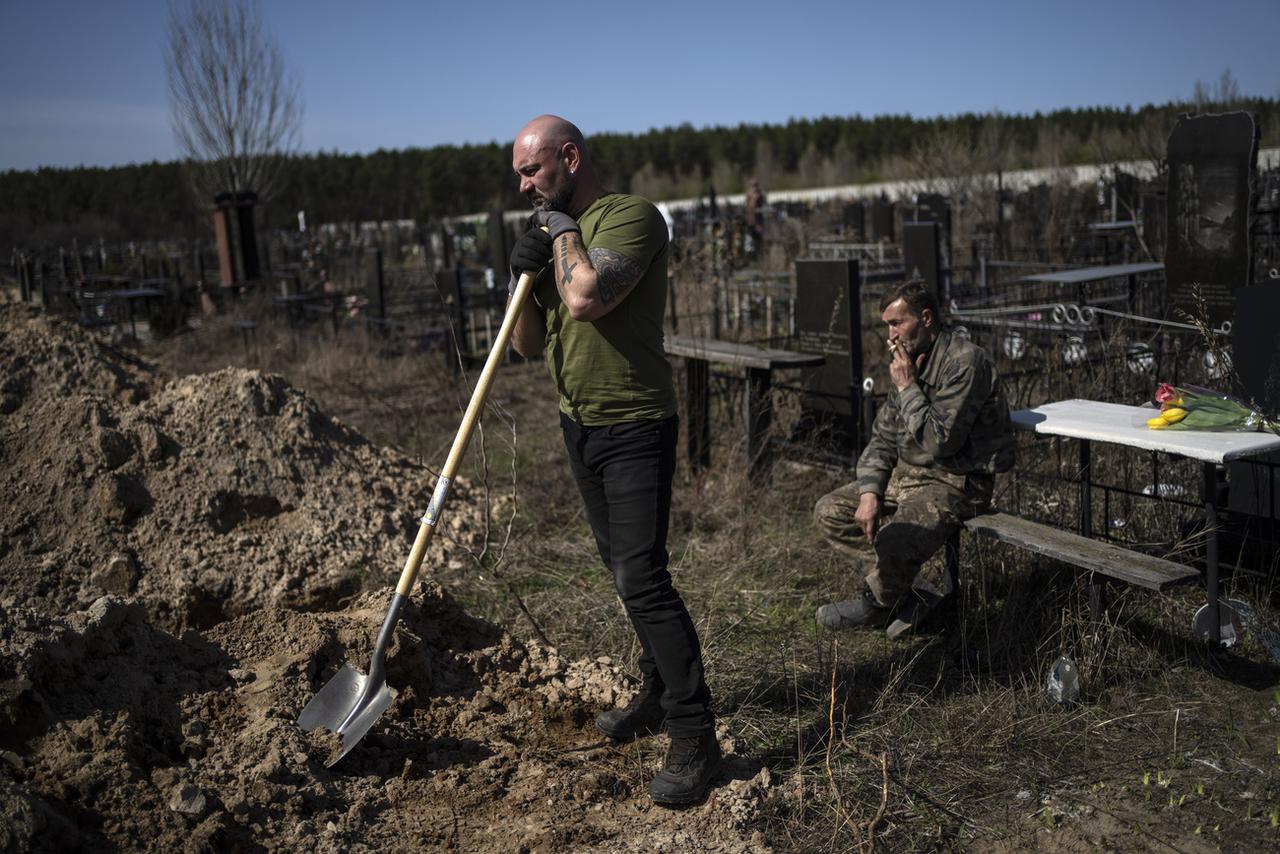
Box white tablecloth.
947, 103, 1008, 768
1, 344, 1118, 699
1010, 399, 1280, 464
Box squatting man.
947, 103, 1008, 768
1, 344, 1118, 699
505, 115, 719, 806
814, 278, 1016, 631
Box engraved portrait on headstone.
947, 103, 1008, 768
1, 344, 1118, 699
1165, 111, 1259, 325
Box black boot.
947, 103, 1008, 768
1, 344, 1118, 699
595, 683, 666, 741
648, 731, 721, 806
816, 587, 893, 630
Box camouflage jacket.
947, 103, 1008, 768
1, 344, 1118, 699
855, 329, 1016, 496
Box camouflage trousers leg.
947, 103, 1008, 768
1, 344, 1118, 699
814, 464, 991, 608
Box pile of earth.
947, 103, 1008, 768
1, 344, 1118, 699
0, 303, 155, 413
0, 303, 497, 631
0, 589, 771, 852
0, 303, 775, 850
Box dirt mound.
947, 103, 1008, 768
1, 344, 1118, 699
0, 363, 496, 631
0, 305, 773, 850
0, 302, 155, 413
1, 590, 771, 852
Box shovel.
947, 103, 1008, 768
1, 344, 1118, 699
298, 266, 540, 766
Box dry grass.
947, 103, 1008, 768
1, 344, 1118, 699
142, 250, 1280, 851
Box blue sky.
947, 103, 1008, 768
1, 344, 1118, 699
1, 0, 1277, 172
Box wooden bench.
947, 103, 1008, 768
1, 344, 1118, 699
961, 511, 1200, 590
664, 335, 824, 481
888, 511, 1199, 640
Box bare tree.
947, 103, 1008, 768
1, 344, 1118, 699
1192, 68, 1243, 112
165, 0, 302, 202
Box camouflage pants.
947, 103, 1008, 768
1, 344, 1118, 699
814, 463, 993, 607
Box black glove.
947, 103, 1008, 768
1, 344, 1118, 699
533, 210, 581, 240
508, 228, 554, 294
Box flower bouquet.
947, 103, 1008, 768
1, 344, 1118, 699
1146, 383, 1280, 435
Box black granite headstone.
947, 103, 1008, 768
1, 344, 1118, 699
1227, 282, 1280, 521
367, 247, 386, 320
487, 209, 509, 276
843, 202, 865, 242
1165, 112, 1259, 325
436, 267, 467, 371
234, 191, 261, 281
1232, 282, 1280, 416
870, 197, 894, 242
1140, 188, 1167, 260
902, 222, 941, 302
1112, 172, 1140, 220
915, 193, 951, 232
794, 259, 862, 455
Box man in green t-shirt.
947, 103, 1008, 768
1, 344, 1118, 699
507, 115, 718, 806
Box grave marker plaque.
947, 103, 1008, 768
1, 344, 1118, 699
1165, 111, 1259, 325
794, 259, 861, 456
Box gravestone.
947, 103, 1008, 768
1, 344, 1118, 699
211, 196, 236, 286
1227, 282, 1280, 521
915, 193, 951, 277
1254, 168, 1280, 282
1232, 283, 1280, 417
1140, 187, 1167, 260
436, 267, 467, 373
487, 209, 510, 278
869, 197, 894, 242
914, 193, 951, 234
1112, 171, 1140, 221
367, 247, 386, 320
1165, 111, 1259, 326
843, 201, 865, 242
793, 258, 862, 459
902, 222, 942, 303
234, 191, 261, 281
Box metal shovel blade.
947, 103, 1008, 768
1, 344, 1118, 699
298, 664, 398, 767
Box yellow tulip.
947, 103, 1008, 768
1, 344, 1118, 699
1147, 416, 1168, 429
1161, 407, 1188, 423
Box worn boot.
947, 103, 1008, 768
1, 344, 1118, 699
595, 683, 666, 741
648, 731, 721, 806
816, 587, 893, 630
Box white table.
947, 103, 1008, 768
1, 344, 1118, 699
1011, 399, 1280, 642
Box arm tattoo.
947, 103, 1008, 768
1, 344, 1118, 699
587, 247, 644, 305
558, 233, 580, 286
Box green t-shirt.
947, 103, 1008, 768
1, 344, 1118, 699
533, 193, 675, 426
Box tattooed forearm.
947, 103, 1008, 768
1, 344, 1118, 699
558, 233, 580, 286
588, 247, 644, 305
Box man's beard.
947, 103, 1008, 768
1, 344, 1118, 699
535, 180, 574, 213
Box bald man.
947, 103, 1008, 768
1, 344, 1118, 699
507, 115, 718, 806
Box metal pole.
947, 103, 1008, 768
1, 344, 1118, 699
1202, 462, 1220, 644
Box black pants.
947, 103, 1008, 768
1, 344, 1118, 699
560, 412, 713, 737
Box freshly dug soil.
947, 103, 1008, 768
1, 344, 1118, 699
0, 304, 773, 851
0, 589, 771, 852
1, 305, 498, 632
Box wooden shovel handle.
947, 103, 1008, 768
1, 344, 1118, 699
394, 265, 539, 596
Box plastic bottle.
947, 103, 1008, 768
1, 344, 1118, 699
1045, 655, 1080, 704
